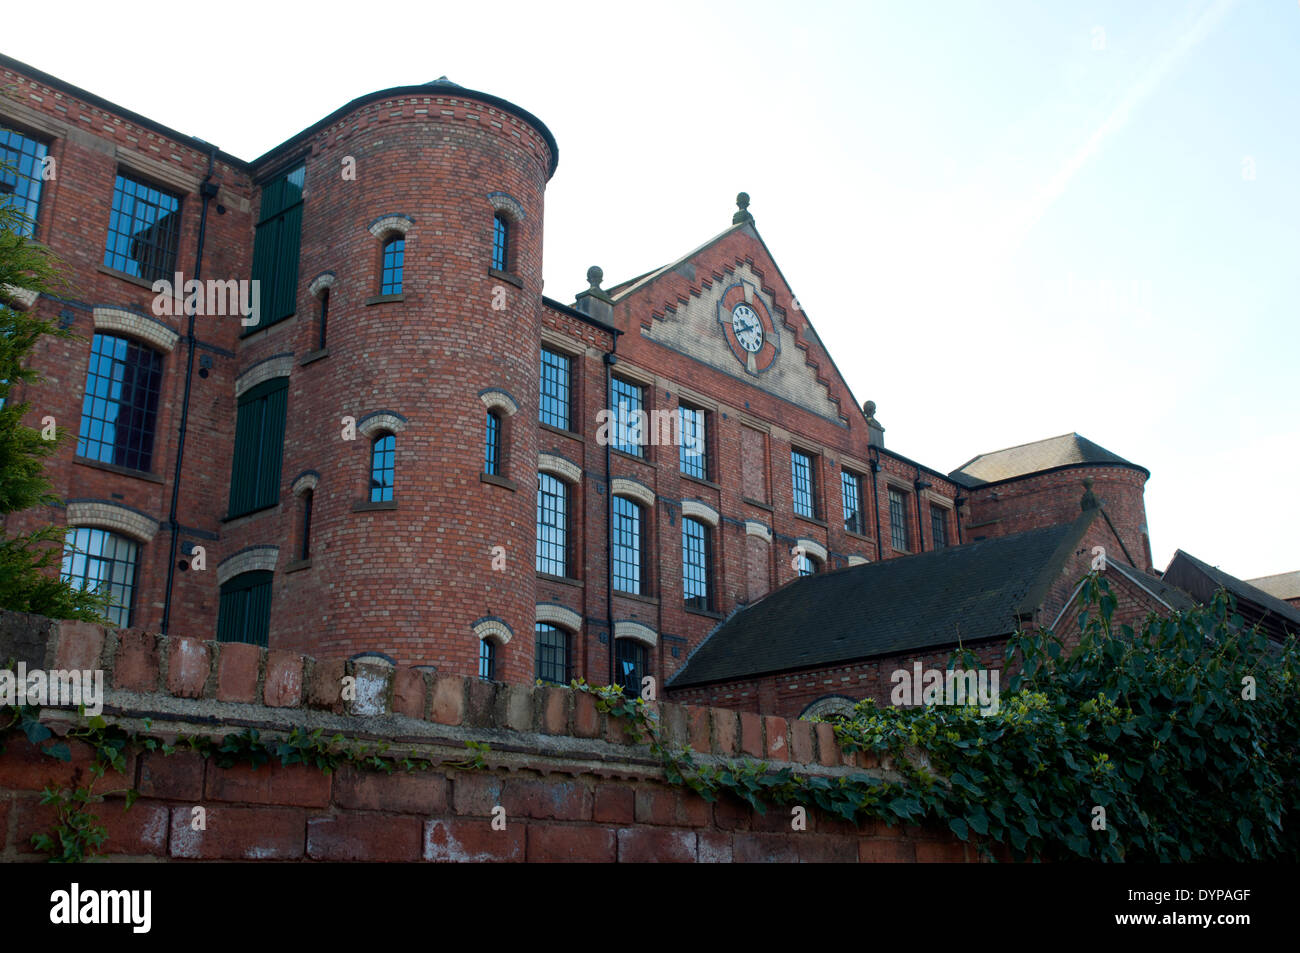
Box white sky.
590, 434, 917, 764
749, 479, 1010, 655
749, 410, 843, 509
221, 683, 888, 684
8, 0, 1298, 579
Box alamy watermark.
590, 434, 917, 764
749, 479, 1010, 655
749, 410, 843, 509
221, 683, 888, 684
0, 663, 104, 716
890, 662, 1000, 716
151, 272, 260, 327
595, 402, 703, 456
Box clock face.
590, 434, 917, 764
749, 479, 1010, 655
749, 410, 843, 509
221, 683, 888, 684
731, 304, 764, 352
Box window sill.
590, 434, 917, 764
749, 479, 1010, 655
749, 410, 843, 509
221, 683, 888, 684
222, 502, 279, 523
741, 497, 773, 511
73, 455, 164, 484
614, 590, 659, 606
536, 573, 584, 589
480, 473, 516, 491
365, 293, 405, 306
97, 264, 158, 291
681, 473, 720, 491
684, 606, 722, 620
795, 513, 828, 529
488, 268, 523, 289
283, 558, 312, 574
353, 499, 398, 511
540, 422, 583, 442
891, 547, 913, 556
240, 313, 295, 340
845, 529, 872, 543
299, 348, 329, 366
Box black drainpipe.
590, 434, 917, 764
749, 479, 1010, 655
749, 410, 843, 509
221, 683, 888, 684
160, 147, 219, 635
914, 471, 931, 552
868, 447, 883, 561
954, 495, 966, 545
603, 341, 618, 688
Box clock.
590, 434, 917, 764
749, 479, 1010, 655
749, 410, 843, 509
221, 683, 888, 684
717, 280, 779, 375
731, 304, 764, 352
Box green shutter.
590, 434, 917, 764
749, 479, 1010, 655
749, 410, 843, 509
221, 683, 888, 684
217, 571, 272, 646
246, 164, 304, 335
257, 382, 288, 509
227, 378, 288, 517
227, 395, 262, 516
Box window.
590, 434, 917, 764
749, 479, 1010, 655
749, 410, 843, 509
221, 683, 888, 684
479, 638, 496, 681
931, 505, 950, 550
841, 470, 864, 535
610, 377, 644, 457
249, 163, 305, 331
491, 212, 509, 271
678, 404, 708, 480
102, 172, 181, 281
535, 623, 569, 684
227, 378, 289, 517
615, 640, 649, 698
318, 288, 329, 350
380, 236, 404, 294
369, 433, 395, 502
484, 411, 502, 475
792, 450, 817, 518
539, 348, 571, 430
612, 496, 644, 594
216, 571, 273, 646
536, 473, 569, 577
299, 489, 313, 560
0, 127, 49, 238
796, 550, 820, 577
76, 333, 164, 473
682, 517, 712, 611
888, 487, 910, 552
60, 527, 139, 627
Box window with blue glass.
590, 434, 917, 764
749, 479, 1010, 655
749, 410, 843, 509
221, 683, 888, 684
536, 473, 568, 577
792, 450, 817, 518
102, 172, 181, 282
60, 527, 139, 628
479, 638, 496, 681
889, 487, 910, 552
841, 469, 864, 534
485, 411, 502, 475
931, 504, 949, 550
491, 212, 509, 271
610, 377, 644, 457
370, 433, 395, 502
796, 550, 820, 577
0, 126, 49, 238
380, 236, 404, 294
678, 404, 708, 480
77, 333, 164, 473
612, 495, 644, 594
682, 518, 712, 611
615, 640, 649, 698
539, 348, 571, 430
535, 623, 569, 684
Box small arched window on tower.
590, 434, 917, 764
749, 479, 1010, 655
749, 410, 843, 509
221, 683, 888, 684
369, 432, 395, 502
479, 637, 497, 681
485, 410, 502, 476
491, 212, 510, 272
380, 236, 404, 295
299, 488, 313, 560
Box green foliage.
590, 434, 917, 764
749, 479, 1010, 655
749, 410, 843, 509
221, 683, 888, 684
0, 160, 112, 624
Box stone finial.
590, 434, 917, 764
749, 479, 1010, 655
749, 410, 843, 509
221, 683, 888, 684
586, 265, 604, 291
1080, 478, 1100, 511
863, 400, 877, 420
733, 192, 754, 225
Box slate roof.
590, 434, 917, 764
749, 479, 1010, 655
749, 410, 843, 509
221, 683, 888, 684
949, 433, 1147, 487
1163, 551, 1300, 638
1244, 571, 1300, 602
668, 513, 1098, 689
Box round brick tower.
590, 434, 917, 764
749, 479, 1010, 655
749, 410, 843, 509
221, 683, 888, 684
247, 79, 557, 679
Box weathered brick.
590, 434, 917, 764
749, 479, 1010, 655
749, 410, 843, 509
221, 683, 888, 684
697, 830, 733, 863
502, 776, 591, 821
540, 686, 568, 734
452, 772, 503, 816
733, 832, 801, 863
424, 817, 524, 862
332, 765, 447, 814
263, 651, 304, 708
113, 629, 159, 692
392, 667, 426, 719
138, 750, 205, 801
431, 675, 466, 725
217, 642, 261, 703
814, 722, 838, 767
915, 839, 968, 863
307, 814, 422, 861
305, 658, 346, 713
764, 715, 789, 760
618, 827, 697, 862
204, 761, 331, 808
686, 705, 710, 752
167, 637, 210, 698
14, 795, 169, 857
713, 708, 739, 755
53, 620, 104, 671
593, 784, 634, 824
527, 822, 615, 862
790, 719, 814, 764
169, 806, 305, 859
634, 787, 710, 828
740, 711, 764, 758
574, 690, 599, 738
860, 839, 917, 863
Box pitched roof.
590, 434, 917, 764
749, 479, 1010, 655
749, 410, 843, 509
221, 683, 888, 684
1163, 551, 1300, 638
1106, 561, 1198, 613
1244, 571, 1300, 602
949, 433, 1147, 487
667, 513, 1097, 689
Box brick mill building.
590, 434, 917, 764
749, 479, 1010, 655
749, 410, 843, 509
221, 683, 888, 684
2, 53, 1294, 717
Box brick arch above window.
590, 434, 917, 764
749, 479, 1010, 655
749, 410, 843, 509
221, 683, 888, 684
356, 410, 408, 439
800, 695, 857, 720
472, 616, 514, 645
93, 307, 179, 353
367, 214, 414, 239
847, 555, 869, 567
681, 499, 719, 528
308, 272, 336, 298
291, 470, 320, 497
536, 603, 582, 632
539, 452, 581, 484
744, 520, 772, 542
216, 544, 279, 587
794, 538, 828, 563
611, 478, 654, 508
614, 621, 657, 647
65, 500, 160, 543
234, 354, 294, 397
486, 191, 525, 222
479, 388, 519, 416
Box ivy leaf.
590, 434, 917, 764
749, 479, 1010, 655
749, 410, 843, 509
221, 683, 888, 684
43, 742, 71, 762
948, 817, 969, 840
22, 719, 52, 745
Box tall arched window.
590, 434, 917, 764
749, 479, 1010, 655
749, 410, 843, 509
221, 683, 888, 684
370, 433, 395, 502
299, 488, 314, 560
535, 623, 570, 684
615, 639, 649, 697
796, 551, 820, 577
536, 473, 568, 577
682, 517, 712, 610
485, 410, 502, 475
612, 496, 645, 594
492, 212, 509, 271
77, 332, 164, 473
479, 638, 497, 681
60, 527, 140, 627
380, 236, 404, 294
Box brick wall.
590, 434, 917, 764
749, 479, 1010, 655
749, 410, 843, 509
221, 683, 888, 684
0, 610, 983, 863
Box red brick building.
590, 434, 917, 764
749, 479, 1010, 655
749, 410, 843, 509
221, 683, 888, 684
3, 54, 1289, 709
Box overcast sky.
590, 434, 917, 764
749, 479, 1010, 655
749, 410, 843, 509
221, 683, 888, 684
9, 0, 1298, 579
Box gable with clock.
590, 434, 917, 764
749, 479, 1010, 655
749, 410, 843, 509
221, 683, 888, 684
718, 280, 779, 376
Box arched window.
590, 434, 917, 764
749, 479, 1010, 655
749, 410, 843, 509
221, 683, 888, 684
479, 638, 497, 681
216, 570, 274, 647
796, 551, 820, 577
615, 639, 649, 697
612, 496, 645, 594
492, 212, 510, 272
299, 488, 313, 560
485, 410, 502, 475
536, 473, 568, 577
60, 527, 140, 627
380, 236, 404, 294
682, 517, 712, 611
535, 623, 570, 684
370, 433, 395, 502
77, 333, 164, 473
